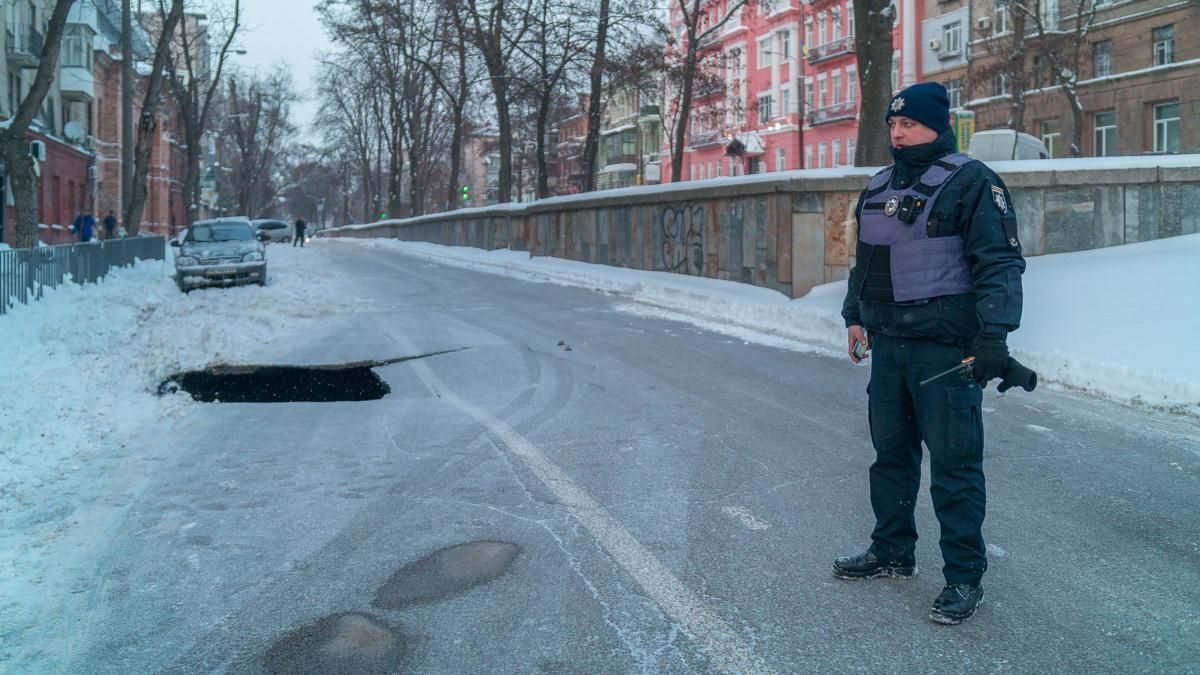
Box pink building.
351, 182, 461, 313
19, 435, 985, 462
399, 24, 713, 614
664, 0, 912, 179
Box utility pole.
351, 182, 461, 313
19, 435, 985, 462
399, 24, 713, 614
121, 0, 133, 220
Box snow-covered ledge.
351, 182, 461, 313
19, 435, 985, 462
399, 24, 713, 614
323, 155, 1200, 298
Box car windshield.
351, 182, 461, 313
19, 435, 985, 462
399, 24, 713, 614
188, 224, 254, 242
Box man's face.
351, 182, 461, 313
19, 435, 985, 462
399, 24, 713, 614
888, 116, 939, 148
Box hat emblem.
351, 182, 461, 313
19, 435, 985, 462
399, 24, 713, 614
890, 97, 906, 113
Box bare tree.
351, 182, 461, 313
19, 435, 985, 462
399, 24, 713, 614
316, 57, 382, 223
579, 0, 610, 193
219, 68, 298, 218
463, 0, 532, 203
973, 1, 1033, 139
166, 0, 243, 224
852, 0, 895, 166
665, 0, 761, 182
0, 0, 74, 248
1018, 0, 1100, 156
125, 0, 186, 234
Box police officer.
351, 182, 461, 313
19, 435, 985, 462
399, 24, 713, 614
833, 82, 1025, 625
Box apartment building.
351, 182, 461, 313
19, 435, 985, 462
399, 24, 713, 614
924, 0, 1198, 156
598, 86, 662, 189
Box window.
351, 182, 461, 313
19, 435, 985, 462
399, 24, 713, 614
994, 72, 1010, 97
1153, 102, 1180, 153
1040, 0, 1059, 30
1041, 119, 1061, 158
847, 66, 857, 103
994, 0, 1010, 34
847, 137, 856, 164
805, 78, 814, 108
891, 50, 900, 91
848, 1, 856, 36
1093, 40, 1112, 78
776, 147, 787, 171
62, 27, 86, 68
946, 79, 962, 109
817, 74, 827, 107
832, 139, 841, 167
832, 71, 842, 105
832, 8, 842, 41
778, 30, 791, 59
942, 21, 962, 55
1093, 111, 1116, 157
1153, 25, 1174, 66
781, 87, 792, 115
818, 142, 827, 168
707, 160, 715, 178
1033, 56, 1045, 88
758, 36, 773, 68
805, 144, 813, 169
805, 19, 814, 51
818, 13, 827, 44
758, 94, 773, 123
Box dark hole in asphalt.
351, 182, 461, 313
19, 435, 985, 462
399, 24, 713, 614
373, 541, 521, 609
262, 612, 405, 675
158, 350, 465, 403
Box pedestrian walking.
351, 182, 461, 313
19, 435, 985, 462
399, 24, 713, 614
834, 82, 1026, 625
103, 211, 117, 239
81, 211, 95, 243
293, 219, 306, 247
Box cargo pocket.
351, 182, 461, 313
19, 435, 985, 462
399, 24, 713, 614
944, 384, 983, 460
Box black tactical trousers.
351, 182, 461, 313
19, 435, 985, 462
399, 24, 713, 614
866, 334, 988, 585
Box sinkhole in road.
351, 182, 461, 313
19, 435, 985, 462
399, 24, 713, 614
158, 350, 466, 403
262, 612, 406, 675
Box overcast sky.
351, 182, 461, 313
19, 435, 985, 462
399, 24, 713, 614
235, 0, 327, 139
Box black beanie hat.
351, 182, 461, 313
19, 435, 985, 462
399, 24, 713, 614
885, 82, 951, 134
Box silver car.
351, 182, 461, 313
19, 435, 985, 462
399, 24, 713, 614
253, 218, 294, 243
173, 218, 267, 291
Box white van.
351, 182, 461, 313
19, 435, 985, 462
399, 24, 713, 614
967, 129, 1049, 161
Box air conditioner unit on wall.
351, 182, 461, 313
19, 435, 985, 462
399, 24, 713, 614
29, 140, 45, 162
929, 38, 941, 50
977, 16, 992, 30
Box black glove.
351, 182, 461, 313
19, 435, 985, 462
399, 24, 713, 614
971, 333, 1009, 386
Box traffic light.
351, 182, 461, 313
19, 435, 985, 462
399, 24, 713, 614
461, 184, 470, 202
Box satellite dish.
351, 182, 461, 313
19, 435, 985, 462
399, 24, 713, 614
64, 121, 86, 143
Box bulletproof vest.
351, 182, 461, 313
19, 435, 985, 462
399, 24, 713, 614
855, 153, 974, 303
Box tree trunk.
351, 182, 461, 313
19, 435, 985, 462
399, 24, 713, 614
580, 0, 610, 192
125, 0, 185, 235
535, 99, 550, 199
0, 0, 75, 246
853, 0, 894, 167
494, 79, 513, 202
669, 44, 698, 182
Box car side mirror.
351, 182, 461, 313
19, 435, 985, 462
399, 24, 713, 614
170, 239, 181, 247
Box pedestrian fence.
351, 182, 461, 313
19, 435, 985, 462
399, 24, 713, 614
0, 236, 166, 315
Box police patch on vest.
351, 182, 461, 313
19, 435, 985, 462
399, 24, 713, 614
991, 185, 1008, 214
884, 196, 900, 216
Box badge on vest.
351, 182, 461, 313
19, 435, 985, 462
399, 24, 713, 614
884, 196, 900, 216
991, 185, 1008, 214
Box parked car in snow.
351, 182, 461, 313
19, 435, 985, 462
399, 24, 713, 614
253, 218, 294, 243
172, 218, 267, 292
967, 129, 1049, 161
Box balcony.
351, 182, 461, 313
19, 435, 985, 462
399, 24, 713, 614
6, 23, 43, 67
807, 100, 858, 126
688, 130, 722, 147
60, 66, 95, 101
806, 35, 855, 64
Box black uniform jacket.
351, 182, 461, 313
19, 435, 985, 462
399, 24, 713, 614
841, 129, 1026, 343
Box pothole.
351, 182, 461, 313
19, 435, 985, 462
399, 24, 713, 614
373, 541, 521, 609
262, 612, 406, 674
158, 350, 464, 403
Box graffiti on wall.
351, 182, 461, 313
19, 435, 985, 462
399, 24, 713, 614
660, 204, 704, 276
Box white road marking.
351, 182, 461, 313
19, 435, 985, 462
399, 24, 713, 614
395, 336, 772, 674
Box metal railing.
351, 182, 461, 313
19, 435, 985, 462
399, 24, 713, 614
0, 236, 166, 315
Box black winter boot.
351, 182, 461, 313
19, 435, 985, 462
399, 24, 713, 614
832, 550, 917, 580
930, 583, 984, 625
